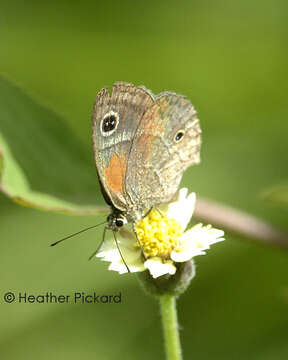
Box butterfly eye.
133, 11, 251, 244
174, 130, 185, 143
101, 111, 119, 136
115, 215, 127, 227
115, 218, 124, 227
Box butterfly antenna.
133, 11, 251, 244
88, 226, 107, 260
50, 220, 107, 247
113, 231, 130, 273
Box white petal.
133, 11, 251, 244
95, 228, 145, 274
96, 236, 116, 256
119, 226, 135, 241
166, 191, 196, 231
144, 257, 176, 278
109, 261, 144, 274
177, 187, 189, 201
96, 226, 137, 257
171, 224, 225, 262
96, 248, 121, 262
108, 262, 130, 274
171, 248, 205, 262
181, 224, 224, 248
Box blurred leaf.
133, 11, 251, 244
0, 76, 107, 215
263, 184, 288, 207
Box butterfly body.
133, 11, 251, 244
91, 82, 201, 230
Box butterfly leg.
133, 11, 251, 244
154, 206, 164, 217
143, 207, 153, 218
112, 230, 130, 273
144, 206, 164, 218
88, 226, 108, 261
132, 224, 148, 261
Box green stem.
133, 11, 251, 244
160, 294, 182, 360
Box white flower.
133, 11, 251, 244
96, 188, 225, 278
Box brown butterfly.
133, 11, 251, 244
91, 82, 201, 232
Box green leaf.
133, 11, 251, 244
0, 76, 108, 215
263, 184, 288, 206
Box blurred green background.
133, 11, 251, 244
1, 0, 288, 359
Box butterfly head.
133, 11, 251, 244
107, 212, 128, 231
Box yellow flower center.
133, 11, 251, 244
135, 209, 183, 259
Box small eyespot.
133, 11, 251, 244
100, 111, 119, 136
174, 130, 185, 143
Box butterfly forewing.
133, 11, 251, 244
91, 82, 154, 211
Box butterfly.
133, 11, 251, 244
91, 82, 201, 232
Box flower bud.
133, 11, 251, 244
137, 260, 195, 297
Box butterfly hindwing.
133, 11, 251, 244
125, 92, 201, 214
